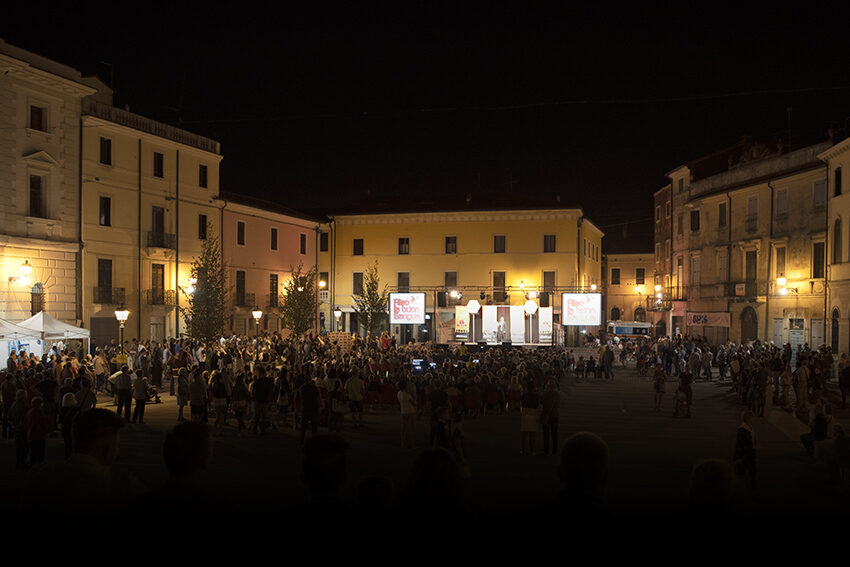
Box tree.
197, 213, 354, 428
181, 236, 230, 341
352, 260, 388, 336
279, 263, 319, 336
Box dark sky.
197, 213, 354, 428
6, 5, 850, 251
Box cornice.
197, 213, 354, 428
0, 54, 96, 98
335, 210, 582, 225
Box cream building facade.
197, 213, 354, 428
821, 136, 850, 355
81, 94, 223, 345
662, 139, 832, 348
0, 40, 96, 325
603, 252, 656, 328
319, 209, 603, 345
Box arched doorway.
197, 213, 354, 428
740, 307, 758, 344
832, 308, 840, 353
655, 318, 667, 338
611, 307, 621, 321
634, 307, 646, 322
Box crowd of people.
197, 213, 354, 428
2, 328, 850, 527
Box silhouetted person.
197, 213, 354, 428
548, 432, 611, 523
297, 434, 350, 520
397, 447, 478, 526
679, 459, 734, 527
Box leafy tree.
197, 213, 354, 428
352, 260, 388, 336
279, 263, 319, 336
181, 236, 230, 341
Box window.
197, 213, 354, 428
776, 188, 788, 217
678, 178, 684, 193
352, 272, 364, 295
635, 268, 645, 285
269, 274, 279, 307
611, 268, 621, 285
835, 219, 842, 264
198, 214, 207, 240
151, 206, 164, 234
665, 239, 671, 258
153, 152, 164, 178
97, 259, 112, 295
236, 270, 246, 305
775, 246, 786, 278
813, 242, 825, 278
836, 167, 842, 197
677, 213, 684, 235
299, 233, 307, 255
493, 271, 506, 302
319, 272, 328, 287
655, 243, 661, 262
99, 196, 111, 226
717, 248, 728, 282
655, 205, 660, 222
746, 196, 758, 233
99, 137, 112, 165
320, 232, 329, 252
30, 105, 46, 132
271, 228, 278, 250
31, 283, 44, 316
397, 272, 410, 293
690, 210, 700, 232
237, 221, 245, 246
665, 202, 671, 218
814, 180, 827, 209
398, 237, 410, 255
199, 164, 208, 188
718, 202, 727, 228
691, 256, 701, 286
494, 235, 506, 253
543, 234, 556, 253
444, 271, 457, 288
29, 174, 46, 218
445, 236, 457, 254
353, 238, 363, 256
634, 307, 646, 322
541, 271, 555, 307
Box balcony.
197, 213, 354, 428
234, 292, 256, 308
145, 289, 176, 305
92, 287, 125, 305
147, 231, 176, 249
725, 281, 767, 299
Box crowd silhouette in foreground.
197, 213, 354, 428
3, 329, 850, 531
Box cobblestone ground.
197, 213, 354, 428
2, 364, 849, 524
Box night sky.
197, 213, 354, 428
6, 5, 850, 251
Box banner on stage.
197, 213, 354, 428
389, 293, 426, 324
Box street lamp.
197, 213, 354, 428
186, 277, 197, 295
114, 305, 129, 354
333, 306, 342, 331
252, 306, 262, 340
8, 260, 32, 286
524, 299, 538, 344
466, 299, 481, 344
777, 276, 797, 295
590, 283, 597, 291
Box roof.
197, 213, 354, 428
218, 191, 322, 223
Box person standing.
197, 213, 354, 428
345, 369, 365, 428
131, 372, 149, 424
652, 364, 667, 412
299, 377, 320, 445
25, 397, 47, 466
601, 346, 615, 382
8, 390, 29, 469
249, 366, 274, 435
733, 410, 757, 497
398, 379, 417, 449
520, 381, 541, 456
540, 380, 560, 456
114, 366, 133, 422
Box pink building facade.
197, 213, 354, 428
219, 193, 319, 336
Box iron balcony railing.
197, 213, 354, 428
145, 289, 176, 305
234, 292, 256, 308
147, 231, 176, 249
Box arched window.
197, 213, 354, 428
634, 307, 646, 322
834, 218, 842, 264
31, 283, 44, 316
832, 308, 840, 353
611, 307, 621, 321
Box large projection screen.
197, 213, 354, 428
389, 293, 426, 324
561, 293, 602, 326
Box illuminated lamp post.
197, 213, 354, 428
114, 305, 129, 355
333, 306, 342, 331
252, 306, 263, 342
524, 298, 538, 344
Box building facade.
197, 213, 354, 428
0, 40, 96, 325
219, 193, 318, 337
821, 136, 850, 355
603, 252, 657, 328
81, 96, 223, 345
659, 138, 832, 347
319, 209, 604, 345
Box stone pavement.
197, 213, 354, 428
2, 366, 849, 522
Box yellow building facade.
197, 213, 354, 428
81, 97, 222, 346
319, 209, 603, 345
821, 136, 850, 355
603, 252, 656, 328
663, 140, 831, 348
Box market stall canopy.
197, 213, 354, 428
0, 318, 41, 340
16, 311, 90, 340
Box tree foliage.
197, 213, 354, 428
279, 263, 319, 336
181, 236, 230, 341
352, 260, 388, 336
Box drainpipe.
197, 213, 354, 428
825, 161, 830, 348
315, 224, 320, 333
175, 149, 180, 337
576, 215, 584, 346
332, 217, 337, 331
77, 117, 83, 325
726, 191, 733, 343
766, 180, 775, 343
217, 196, 229, 333
137, 139, 142, 341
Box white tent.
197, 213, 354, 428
0, 318, 40, 341
17, 311, 90, 340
